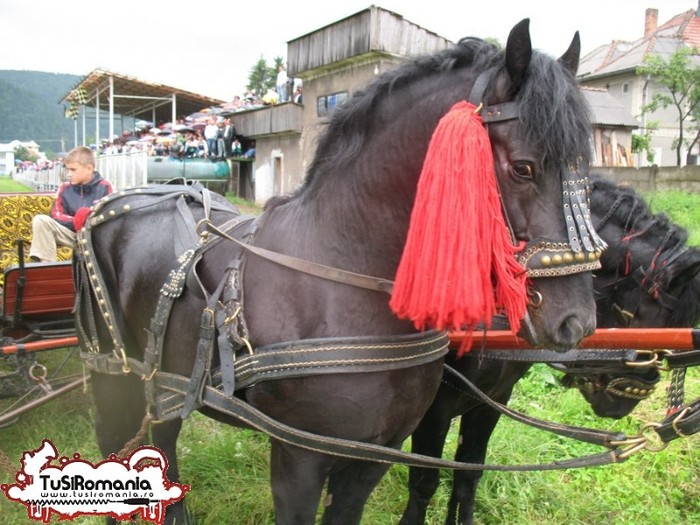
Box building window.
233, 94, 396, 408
622, 83, 629, 94
317, 91, 349, 117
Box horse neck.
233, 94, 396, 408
267, 85, 465, 275
263, 164, 418, 278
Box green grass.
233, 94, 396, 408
643, 189, 700, 245
0, 176, 33, 193
0, 186, 698, 523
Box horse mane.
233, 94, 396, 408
590, 173, 700, 326
671, 272, 700, 326
294, 38, 499, 201
292, 36, 591, 201
590, 174, 689, 246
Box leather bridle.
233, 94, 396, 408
467, 68, 607, 278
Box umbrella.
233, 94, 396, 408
139, 135, 155, 142
188, 111, 208, 120
176, 126, 195, 134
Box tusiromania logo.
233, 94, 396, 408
1, 439, 189, 524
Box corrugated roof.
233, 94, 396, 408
578, 9, 699, 79
582, 87, 639, 128
58, 68, 224, 125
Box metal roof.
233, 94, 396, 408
582, 87, 639, 128
578, 9, 699, 80
58, 68, 224, 125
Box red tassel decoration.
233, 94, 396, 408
390, 101, 528, 353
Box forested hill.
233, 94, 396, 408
0, 70, 81, 155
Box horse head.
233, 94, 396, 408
590, 174, 700, 328
464, 19, 603, 349
560, 175, 700, 417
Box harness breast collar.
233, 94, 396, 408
76, 185, 449, 421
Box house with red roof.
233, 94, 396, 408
578, 6, 700, 166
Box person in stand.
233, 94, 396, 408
204, 117, 219, 159
242, 140, 256, 159
231, 138, 242, 157
222, 117, 236, 158
183, 131, 199, 158
29, 146, 113, 262
216, 120, 226, 160
276, 64, 288, 102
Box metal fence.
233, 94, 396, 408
12, 152, 148, 192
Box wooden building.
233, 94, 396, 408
230, 6, 451, 203
582, 87, 639, 167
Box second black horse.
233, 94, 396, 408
400, 174, 700, 525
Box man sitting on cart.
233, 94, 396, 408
29, 146, 113, 263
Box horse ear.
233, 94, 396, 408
505, 18, 532, 92
559, 31, 581, 74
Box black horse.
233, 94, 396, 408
400, 173, 700, 525
76, 20, 601, 525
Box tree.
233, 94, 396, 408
13, 144, 38, 163
637, 46, 700, 166
685, 97, 700, 164
631, 121, 658, 165
246, 56, 285, 97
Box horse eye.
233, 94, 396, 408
511, 162, 534, 180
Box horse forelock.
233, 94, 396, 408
516, 52, 592, 170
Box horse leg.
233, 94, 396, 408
446, 404, 504, 525
321, 460, 392, 525
90, 371, 146, 525
399, 393, 454, 525
151, 419, 190, 525
91, 371, 146, 455
269, 441, 329, 525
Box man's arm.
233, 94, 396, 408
50, 184, 76, 230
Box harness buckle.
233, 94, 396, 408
114, 347, 131, 374
195, 218, 212, 241
141, 367, 158, 382
224, 305, 243, 325
624, 349, 664, 369
671, 406, 693, 438
614, 422, 668, 460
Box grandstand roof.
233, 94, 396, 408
58, 68, 224, 125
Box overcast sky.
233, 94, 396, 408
0, 1, 694, 101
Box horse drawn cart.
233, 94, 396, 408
0, 194, 83, 428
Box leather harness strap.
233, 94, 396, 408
199, 219, 395, 295
81, 346, 699, 471
77, 184, 699, 472
233, 330, 449, 390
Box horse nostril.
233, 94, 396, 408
556, 315, 585, 348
